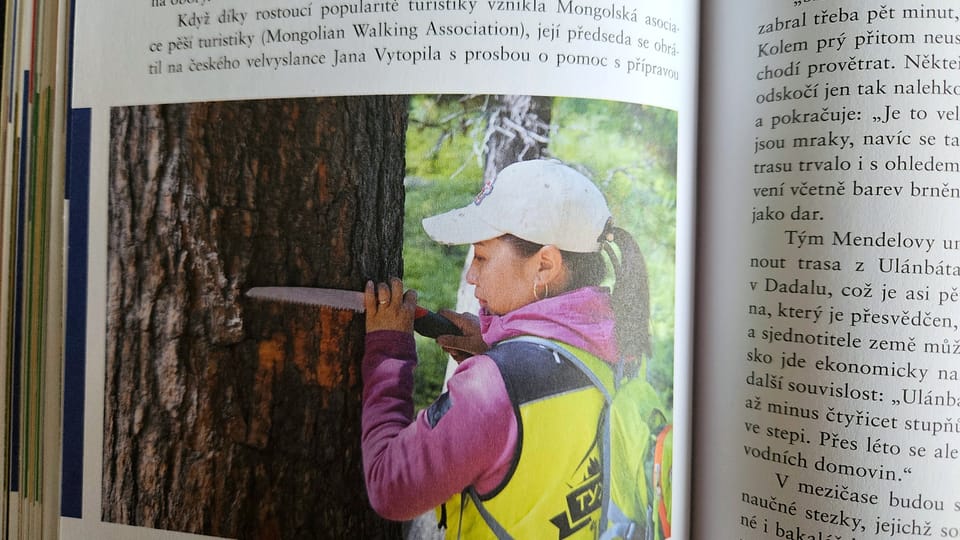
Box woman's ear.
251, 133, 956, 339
536, 245, 568, 289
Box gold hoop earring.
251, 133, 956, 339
533, 280, 549, 300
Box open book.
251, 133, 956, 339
2, 0, 958, 537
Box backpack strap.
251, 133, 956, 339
498, 336, 615, 399
497, 337, 616, 534
654, 425, 673, 539
466, 488, 514, 540
488, 339, 598, 406
458, 339, 595, 540
510, 338, 664, 540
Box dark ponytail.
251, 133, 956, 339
502, 227, 651, 364
600, 222, 651, 366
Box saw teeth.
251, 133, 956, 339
244, 287, 366, 312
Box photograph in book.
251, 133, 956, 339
100, 94, 677, 539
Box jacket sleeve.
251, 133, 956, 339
361, 330, 517, 521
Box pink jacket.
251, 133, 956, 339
361, 287, 620, 520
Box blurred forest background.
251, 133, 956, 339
400, 95, 677, 412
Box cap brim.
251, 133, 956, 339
422, 205, 504, 245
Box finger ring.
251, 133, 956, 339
379, 300, 388, 305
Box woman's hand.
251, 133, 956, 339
364, 278, 417, 334
435, 310, 487, 363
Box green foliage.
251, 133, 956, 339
549, 100, 678, 406
404, 95, 486, 181
402, 176, 472, 407
402, 96, 678, 411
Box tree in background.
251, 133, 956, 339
457, 95, 554, 313
479, 95, 553, 179
104, 97, 407, 539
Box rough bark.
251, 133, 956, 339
104, 97, 408, 539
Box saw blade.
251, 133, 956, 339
245, 287, 365, 312
244, 286, 463, 338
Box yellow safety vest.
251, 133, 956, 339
439, 338, 613, 540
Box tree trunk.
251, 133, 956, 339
104, 97, 408, 539
480, 95, 553, 186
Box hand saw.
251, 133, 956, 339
245, 286, 462, 339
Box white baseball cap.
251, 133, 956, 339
422, 160, 611, 253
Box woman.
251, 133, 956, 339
361, 160, 650, 539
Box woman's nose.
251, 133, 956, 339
465, 262, 478, 285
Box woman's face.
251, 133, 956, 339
466, 237, 541, 316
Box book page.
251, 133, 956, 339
64, 0, 698, 538
697, 0, 960, 538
